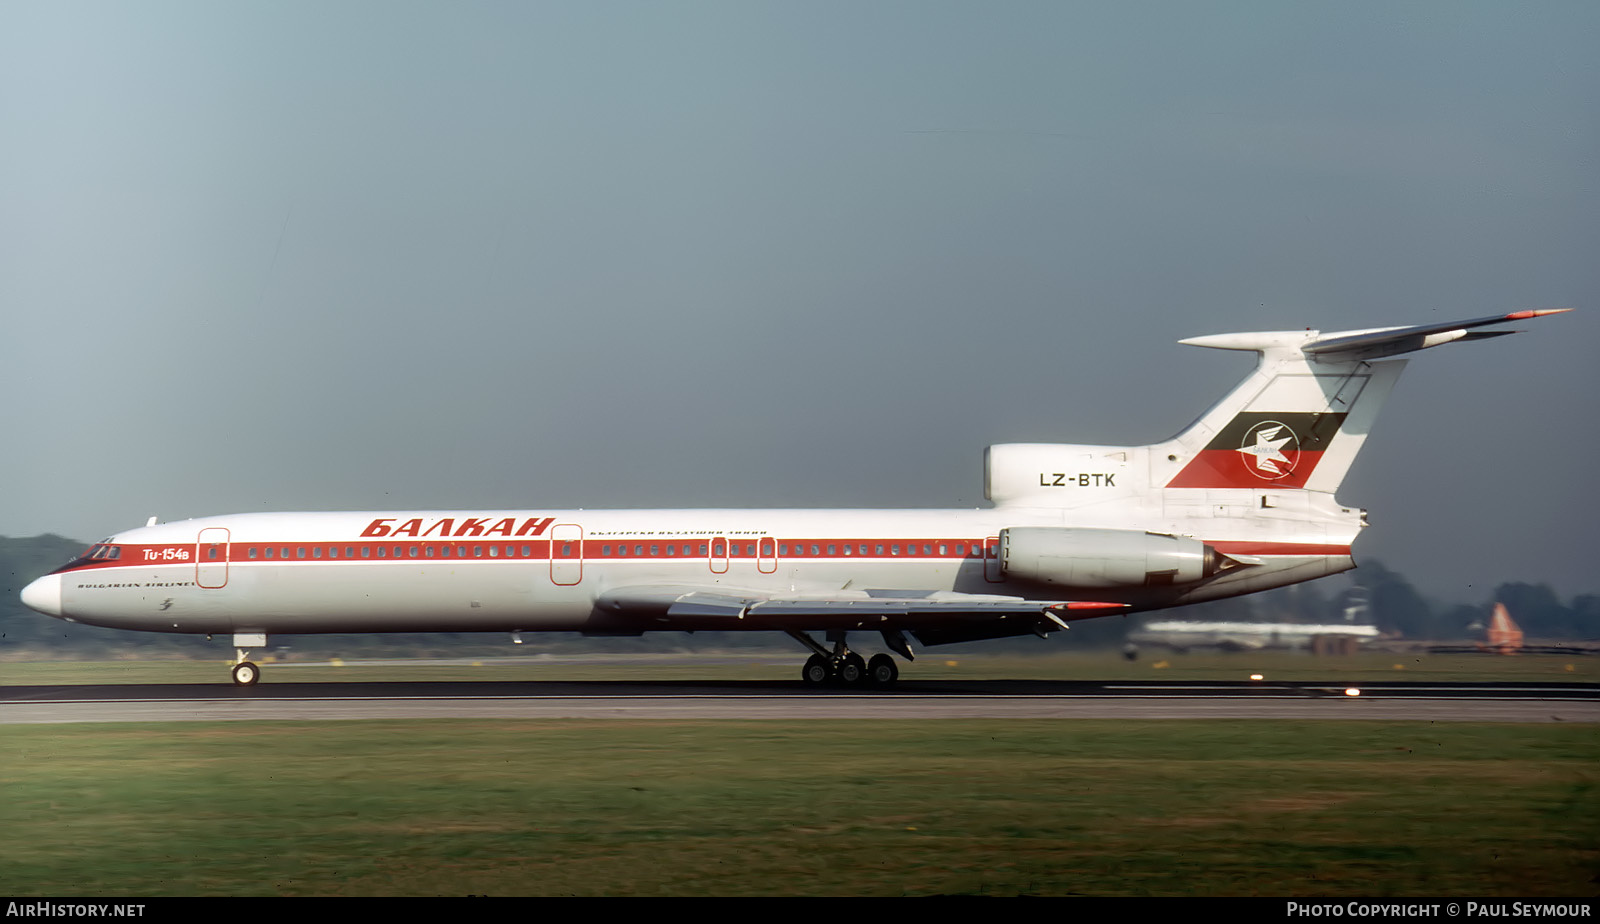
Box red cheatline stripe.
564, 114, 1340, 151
57, 536, 1350, 575
1210, 541, 1352, 556
56, 538, 1003, 572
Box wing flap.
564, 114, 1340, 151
591, 585, 1125, 632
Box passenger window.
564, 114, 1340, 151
361, 547, 371, 558
425, 546, 435, 558
828, 545, 836, 556
297, 548, 306, 559
474, 546, 483, 558
311, 547, 321, 559
248, 547, 258, 559
490, 546, 498, 557
377, 547, 387, 558
666, 545, 676, 556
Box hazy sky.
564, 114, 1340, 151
3, 1, 1596, 603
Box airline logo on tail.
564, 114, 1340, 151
1168, 412, 1345, 488
1238, 421, 1299, 478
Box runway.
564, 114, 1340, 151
3, 679, 1596, 724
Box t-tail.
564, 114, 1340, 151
1154, 309, 1571, 494
982, 309, 1569, 608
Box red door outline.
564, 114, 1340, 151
983, 536, 1004, 583
197, 528, 230, 589
549, 524, 584, 586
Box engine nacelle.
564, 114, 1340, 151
1000, 527, 1225, 588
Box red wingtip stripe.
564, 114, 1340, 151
1505, 308, 1573, 320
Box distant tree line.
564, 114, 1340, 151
1, 534, 1593, 659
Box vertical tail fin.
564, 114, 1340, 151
1154, 311, 1569, 495
1485, 602, 1524, 654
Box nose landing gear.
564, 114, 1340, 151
231, 632, 267, 686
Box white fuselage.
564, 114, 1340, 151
33, 501, 1357, 637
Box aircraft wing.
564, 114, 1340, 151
591, 584, 1126, 636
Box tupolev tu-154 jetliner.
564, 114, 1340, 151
21, 310, 1568, 686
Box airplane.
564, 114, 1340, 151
20, 309, 1569, 686
1428, 602, 1597, 656
1483, 602, 1525, 655
1126, 619, 1380, 653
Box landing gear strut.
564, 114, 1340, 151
788, 631, 905, 688
231, 632, 266, 686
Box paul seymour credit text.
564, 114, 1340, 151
1287, 904, 1591, 918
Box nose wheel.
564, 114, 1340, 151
231, 633, 266, 685
231, 660, 260, 686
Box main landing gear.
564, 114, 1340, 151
790, 630, 904, 688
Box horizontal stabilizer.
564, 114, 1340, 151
1302, 309, 1570, 361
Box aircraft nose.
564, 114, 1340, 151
21, 574, 62, 617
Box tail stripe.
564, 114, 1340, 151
1167, 412, 1345, 488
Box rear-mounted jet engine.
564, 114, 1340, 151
999, 527, 1236, 588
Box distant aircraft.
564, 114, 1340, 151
1128, 620, 1379, 653
1482, 602, 1525, 655
1428, 601, 1597, 656
21, 310, 1568, 685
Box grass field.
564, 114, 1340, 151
2, 719, 1596, 897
